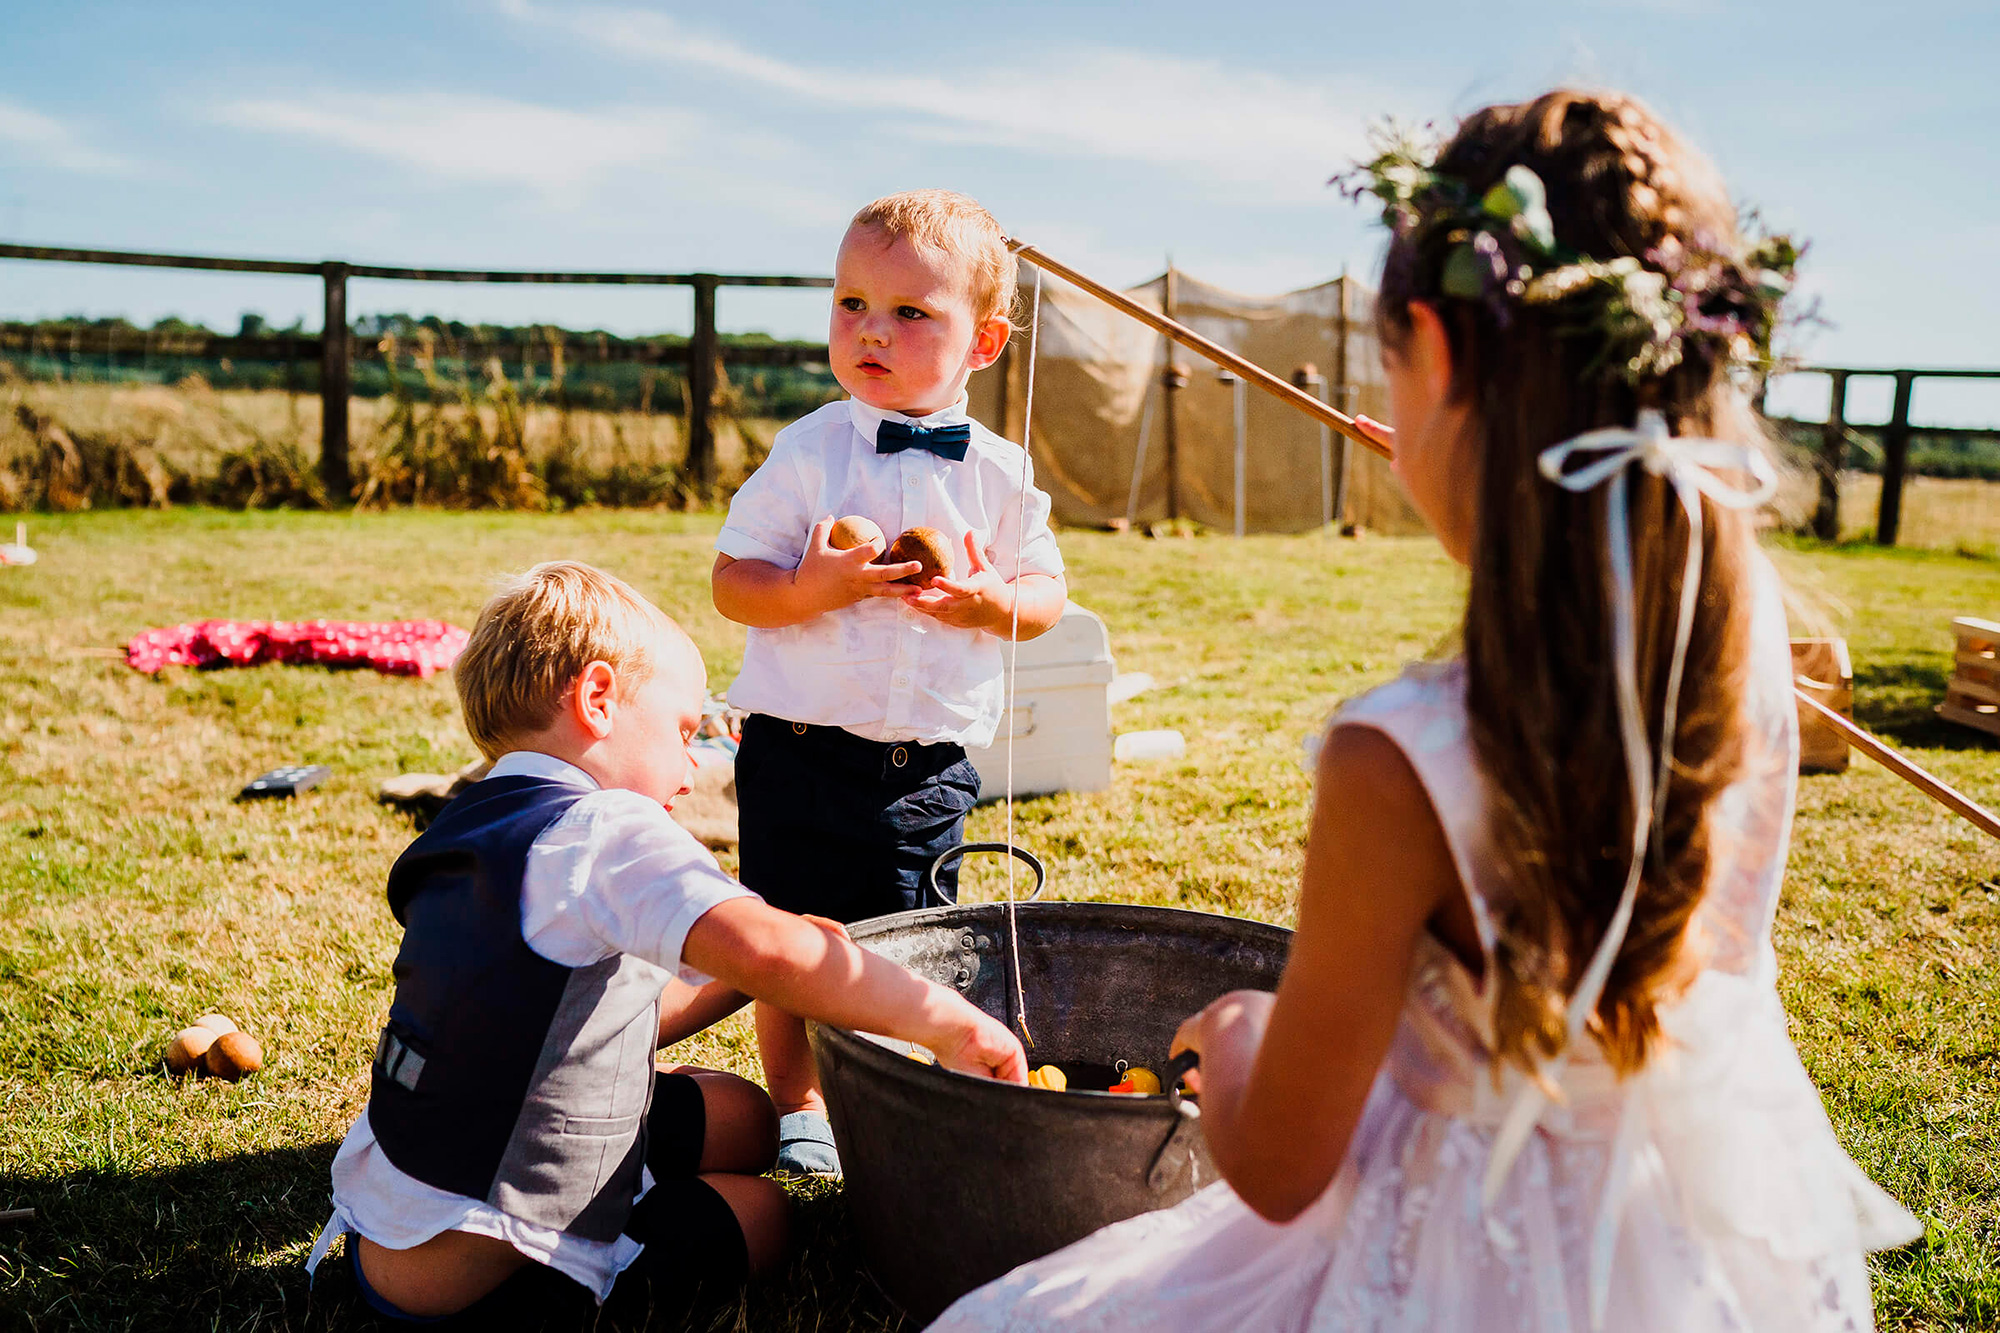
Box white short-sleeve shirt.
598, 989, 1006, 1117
715, 397, 1065, 749
308, 752, 759, 1303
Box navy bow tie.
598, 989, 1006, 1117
876, 418, 971, 462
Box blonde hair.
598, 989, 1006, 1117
454, 561, 694, 759
850, 189, 1016, 328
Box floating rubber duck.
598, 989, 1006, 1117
1108, 1065, 1162, 1095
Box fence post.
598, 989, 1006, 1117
1221, 368, 1246, 537
688, 274, 720, 498
1332, 273, 1353, 527
1161, 264, 1181, 521
1813, 369, 1849, 541
1875, 369, 1915, 546
1293, 364, 1332, 528
318, 262, 352, 502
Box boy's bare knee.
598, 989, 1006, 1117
703, 1173, 791, 1275
690, 1070, 779, 1173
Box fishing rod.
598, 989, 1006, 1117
1004, 238, 1390, 461
1004, 238, 2000, 846
1799, 693, 2000, 839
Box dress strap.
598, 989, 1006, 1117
1328, 660, 1502, 968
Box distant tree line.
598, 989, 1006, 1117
0, 312, 843, 421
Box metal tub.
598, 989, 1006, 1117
809, 899, 1291, 1322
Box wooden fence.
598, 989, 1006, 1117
8, 242, 1995, 541
0, 242, 832, 500
1777, 365, 2000, 546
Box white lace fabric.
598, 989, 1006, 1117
928, 556, 1917, 1332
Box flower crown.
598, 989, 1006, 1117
1338, 123, 1802, 384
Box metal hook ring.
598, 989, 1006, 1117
925, 842, 1047, 908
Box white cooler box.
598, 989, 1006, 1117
966, 603, 1115, 798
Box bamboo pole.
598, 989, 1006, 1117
1005, 236, 1997, 844
1796, 692, 2000, 841
1005, 239, 1391, 461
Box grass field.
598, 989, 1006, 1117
0, 511, 1995, 1331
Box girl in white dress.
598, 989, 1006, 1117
930, 89, 1919, 1333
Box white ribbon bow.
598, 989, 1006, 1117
1480, 409, 1776, 1328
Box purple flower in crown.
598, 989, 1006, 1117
1442, 230, 1519, 326
1338, 120, 1803, 382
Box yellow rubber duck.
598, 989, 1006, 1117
1027, 1064, 1068, 1092
1120, 1066, 1162, 1095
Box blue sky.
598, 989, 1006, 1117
3, 0, 1996, 423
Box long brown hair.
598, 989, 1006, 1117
1377, 91, 1764, 1076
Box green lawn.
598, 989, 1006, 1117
0, 510, 1995, 1330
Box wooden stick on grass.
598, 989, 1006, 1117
1797, 691, 2000, 842
1004, 239, 1391, 461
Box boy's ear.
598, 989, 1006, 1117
570, 660, 618, 740
966, 314, 1012, 373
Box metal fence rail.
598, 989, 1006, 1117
0, 242, 833, 499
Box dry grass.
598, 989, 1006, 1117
0, 512, 1994, 1329
0, 380, 781, 513
1771, 465, 2000, 555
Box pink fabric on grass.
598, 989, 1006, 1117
125, 619, 468, 679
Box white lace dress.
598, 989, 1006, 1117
929, 567, 1919, 1332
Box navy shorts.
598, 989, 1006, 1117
324, 1072, 747, 1328
735, 713, 981, 924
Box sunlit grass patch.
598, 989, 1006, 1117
0, 511, 1994, 1329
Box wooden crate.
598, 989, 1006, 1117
1791, 638, 1853, 774
1938, 617, 2000, 740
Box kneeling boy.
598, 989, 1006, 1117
308, 561, 1025, 1324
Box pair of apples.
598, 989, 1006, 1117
829, 516, 953, 589
164, 1013, 264, 1081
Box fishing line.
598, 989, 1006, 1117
1002, 267, 1045, 1048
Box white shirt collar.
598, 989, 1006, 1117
846, 395, 971, 448
487, 750, 601, 789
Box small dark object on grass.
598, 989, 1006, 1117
239, 765, 331, 799
0, 1207, 34, 1224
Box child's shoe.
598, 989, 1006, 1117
774, 1111, 842, 1179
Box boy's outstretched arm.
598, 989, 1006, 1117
712, 518, 921, 628
682, 898, 1028, 1083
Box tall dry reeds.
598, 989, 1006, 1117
0, 345, 774, 512
356, 331, 547, 509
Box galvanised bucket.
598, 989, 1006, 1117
809, 887, 1291, 1322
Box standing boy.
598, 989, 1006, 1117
712, 191, 1067, 1176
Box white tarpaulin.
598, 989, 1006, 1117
967, 265, 1422, 535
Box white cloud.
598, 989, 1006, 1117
492, 1, 1397, 202
0, 99, 132, 176
210, 93, 700, 200
206, 90, 849, 231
